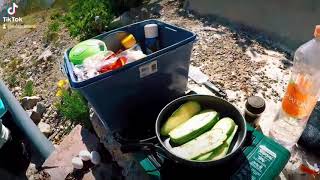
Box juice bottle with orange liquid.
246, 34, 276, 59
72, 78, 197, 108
269, 25, 320, 150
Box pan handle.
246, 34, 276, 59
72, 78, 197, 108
120, 142, 169, 158
120, 143, 155, 153
112, 130, 158, 144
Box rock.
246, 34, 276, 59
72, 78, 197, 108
90, 151, 101, 165
213, 33, 222, 39
202, 27, 218, 31
34, 102, 46, 116
38, 122, 52, 137
27, 110, 42, 124
38, 49, 53, 61
26, 163, 38, 178
21, 96, 41, 110
72, 157, 83, 170
12, 87, 21, 93
110, 12, 133, 27
43, 113, 48, 118
43, 125, 99, 180
79, 150, 91, 161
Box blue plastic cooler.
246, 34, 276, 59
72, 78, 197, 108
64, 20, 196, 135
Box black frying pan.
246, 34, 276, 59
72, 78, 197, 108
120, 94, 247, 167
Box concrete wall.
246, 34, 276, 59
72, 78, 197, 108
185, 0, 320, 49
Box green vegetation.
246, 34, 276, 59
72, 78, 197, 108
23, 81, 34, 96
48, 21, 61, 32
44, 21, 60, 43
63, 0, 114, 40
5, 74, 19, 87
56, 90, 90, 128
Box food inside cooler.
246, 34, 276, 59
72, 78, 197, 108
69, 23, 161, 81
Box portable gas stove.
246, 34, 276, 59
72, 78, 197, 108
135, 124, 290, 179
93, 91, 290, 179
114, 92, 290, 179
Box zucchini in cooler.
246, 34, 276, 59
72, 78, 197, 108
171, 128, 228, 160
161, 101, 201, 136
169, 110, 219, 145
197, 125, 238, 161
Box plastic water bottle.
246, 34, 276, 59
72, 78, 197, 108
269, 25, 320, 150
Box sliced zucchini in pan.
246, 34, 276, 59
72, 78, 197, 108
197, 125, 238, 161
169, 110, 219, 145
211, 117, 236, 136
209, 125, 238, 160
161, 101, 201, 136
171, 128, 227, 160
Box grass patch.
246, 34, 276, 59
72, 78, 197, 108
56, 90, 90, 128
5, 74, 19, 87
48, 21, 61, 32
23, 80, 34, 97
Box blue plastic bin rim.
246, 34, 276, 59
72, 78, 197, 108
64, 19, 197, 89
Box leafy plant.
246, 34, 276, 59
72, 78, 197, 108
48, 21, 61, 32
63, 0, 114, 40
56, 90, 90, 128
23, 80, 34, 96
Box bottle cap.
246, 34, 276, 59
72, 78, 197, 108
144, 24, 159, 39
121, 34, 137, 49
314, 25, 320, 38
245, 96, 266, 114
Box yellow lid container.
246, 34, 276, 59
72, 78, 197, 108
121, 34, 137, 49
